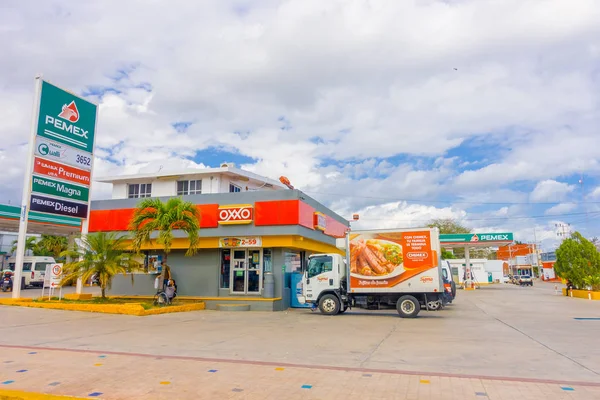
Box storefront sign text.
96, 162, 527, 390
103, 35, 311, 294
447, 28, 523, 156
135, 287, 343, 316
314, 212, 326, 231
218, 204, 253, 225
219, 237, 262, 248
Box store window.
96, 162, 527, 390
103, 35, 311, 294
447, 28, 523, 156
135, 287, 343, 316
263, 249, 272, 273
220, 249, 231, 289
128, 183, 152, 198
229, 183, 241, 193
284, 251, 303, 288
177, 180, 202, 195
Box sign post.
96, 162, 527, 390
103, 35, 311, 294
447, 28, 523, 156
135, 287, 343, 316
12, 76, 97, 299
42, 263, 63, 300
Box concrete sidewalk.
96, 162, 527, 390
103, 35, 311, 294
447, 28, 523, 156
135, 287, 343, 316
1, 345, 599, 399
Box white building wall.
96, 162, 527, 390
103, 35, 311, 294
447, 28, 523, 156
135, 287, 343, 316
105, 171, 281, 199
448, 259, 489, 284
152, 180, 176, 197
485, 260, 505, 283
112, 183, 127, 199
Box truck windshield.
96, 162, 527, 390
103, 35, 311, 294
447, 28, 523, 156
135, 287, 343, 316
307, 256, 333, 278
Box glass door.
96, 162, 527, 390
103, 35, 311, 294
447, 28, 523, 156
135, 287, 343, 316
229, 249, 263, 294
247, 249, 262, 294
231, 250, 247, 293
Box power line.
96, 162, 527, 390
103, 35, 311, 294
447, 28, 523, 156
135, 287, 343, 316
305, 190, 600, 206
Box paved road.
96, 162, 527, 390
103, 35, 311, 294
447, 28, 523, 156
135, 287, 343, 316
1, 282, 599, 399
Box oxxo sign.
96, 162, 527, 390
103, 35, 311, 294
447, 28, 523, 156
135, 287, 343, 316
218, 204, 253, 225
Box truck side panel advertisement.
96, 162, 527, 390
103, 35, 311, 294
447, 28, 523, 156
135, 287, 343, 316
349, 229, 441, 293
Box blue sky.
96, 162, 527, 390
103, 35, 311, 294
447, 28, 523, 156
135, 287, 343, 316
1, 0, 600, 250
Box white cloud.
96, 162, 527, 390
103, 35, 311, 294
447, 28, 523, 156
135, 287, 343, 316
0, 0, 600, 240
530, 180, 576, 202
346, 201, 467, 231
545, 203, 577, 215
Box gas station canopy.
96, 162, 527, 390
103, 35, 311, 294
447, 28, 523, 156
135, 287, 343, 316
439, 233, 514, 249
0, 203, 81, 236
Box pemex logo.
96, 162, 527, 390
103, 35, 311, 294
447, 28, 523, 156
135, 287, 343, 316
470, 234, 479, 242
58, 101, 79, 123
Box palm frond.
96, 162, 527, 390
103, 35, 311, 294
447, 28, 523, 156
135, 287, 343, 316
129, 197, 201, 255
61, 232, 143, 298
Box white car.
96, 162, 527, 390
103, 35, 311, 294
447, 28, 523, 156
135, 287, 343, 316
502, 276, 511, 283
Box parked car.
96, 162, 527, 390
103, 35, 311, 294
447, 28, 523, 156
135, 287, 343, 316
502, 276, 510, 284
6, 256, 56, 289
518, 275, 533, 286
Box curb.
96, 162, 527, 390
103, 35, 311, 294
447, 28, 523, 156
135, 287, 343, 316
0, 389, 86, 400
0, 299, 205, 316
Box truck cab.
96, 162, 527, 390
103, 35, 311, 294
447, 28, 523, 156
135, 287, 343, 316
301, 253, 346, 310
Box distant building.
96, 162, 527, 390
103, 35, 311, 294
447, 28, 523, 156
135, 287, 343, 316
497, 243, 539, 276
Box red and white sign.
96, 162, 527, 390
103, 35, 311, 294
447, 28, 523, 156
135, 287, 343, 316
33, 157, 91, 186
218, 204, 253, 225
50, 263, 63, 288
58, 101, 80, 123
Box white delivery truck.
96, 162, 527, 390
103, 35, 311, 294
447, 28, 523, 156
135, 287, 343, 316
298, 228, 446, 318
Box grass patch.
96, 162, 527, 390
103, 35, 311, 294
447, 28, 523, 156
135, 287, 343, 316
33, 296, 184, 310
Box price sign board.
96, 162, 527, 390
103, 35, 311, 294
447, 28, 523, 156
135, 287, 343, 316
218, 237, 262, 248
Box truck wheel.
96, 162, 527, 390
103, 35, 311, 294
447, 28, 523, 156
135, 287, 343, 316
21, 277, 26, 290
451, 281, 456, 298
319, 294, 340, 315
397, 295, 420, 318
427, 300, 441, 311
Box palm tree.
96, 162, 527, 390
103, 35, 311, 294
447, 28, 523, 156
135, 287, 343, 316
38, 235, 69, 260
10, 237, 44, 256
129, 197, 201, 256
61, 232, 142, 298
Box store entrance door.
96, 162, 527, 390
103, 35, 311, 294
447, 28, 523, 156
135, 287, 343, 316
230, 249, 262, 295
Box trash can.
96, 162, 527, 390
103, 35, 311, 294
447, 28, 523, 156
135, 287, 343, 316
263, 272, 274, 298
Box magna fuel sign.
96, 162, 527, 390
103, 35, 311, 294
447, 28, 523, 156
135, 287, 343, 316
218, 204, 253, 225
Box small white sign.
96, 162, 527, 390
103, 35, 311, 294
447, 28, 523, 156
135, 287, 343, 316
35, 136, 92, 171
50, 263, 63, 288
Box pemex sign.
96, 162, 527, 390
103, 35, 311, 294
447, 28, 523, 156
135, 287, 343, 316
28, 79, 97, 219
439, 233, 514, 244
36, 81, 96, 153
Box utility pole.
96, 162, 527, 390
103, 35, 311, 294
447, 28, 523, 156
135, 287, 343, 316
555, 223, 571, 241
579, 173, 590, 235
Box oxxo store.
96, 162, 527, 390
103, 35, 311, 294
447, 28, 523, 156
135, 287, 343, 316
88, 190, 348, 310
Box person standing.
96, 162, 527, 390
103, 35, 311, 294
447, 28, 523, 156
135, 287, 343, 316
160, 261, 172, 291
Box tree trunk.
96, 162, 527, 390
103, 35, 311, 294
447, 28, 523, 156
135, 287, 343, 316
101, 286, 106, 299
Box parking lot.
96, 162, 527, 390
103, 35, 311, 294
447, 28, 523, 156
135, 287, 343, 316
1, 282, 600, 399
